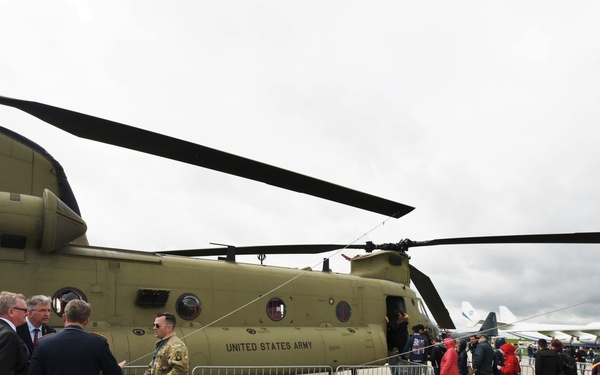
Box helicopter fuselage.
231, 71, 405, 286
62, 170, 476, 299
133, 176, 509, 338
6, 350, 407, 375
0, 229, 433, 367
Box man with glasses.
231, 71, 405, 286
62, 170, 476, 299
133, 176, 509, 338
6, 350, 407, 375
0, 290, 29, 375
17, 295, 56, 354
145, 312, 189, 375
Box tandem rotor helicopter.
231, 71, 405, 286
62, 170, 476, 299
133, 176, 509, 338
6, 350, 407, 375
2, 95, 600, 368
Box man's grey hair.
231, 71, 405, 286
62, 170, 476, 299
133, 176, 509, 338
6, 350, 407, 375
0, 291, 26, 315
26, 295, 52, 310
64, 299, 92, 324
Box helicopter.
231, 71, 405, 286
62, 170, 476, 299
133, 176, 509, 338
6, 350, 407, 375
2, 95, 600, 369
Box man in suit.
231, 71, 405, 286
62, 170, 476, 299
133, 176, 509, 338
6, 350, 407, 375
0, 291, 29, 375
27, 299, 126, 375
17, 295, 56, 355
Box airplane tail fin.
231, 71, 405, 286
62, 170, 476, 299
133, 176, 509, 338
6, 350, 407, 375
499, 306, 518, 324
478, 312, 499, 337
462, 301, 483, 328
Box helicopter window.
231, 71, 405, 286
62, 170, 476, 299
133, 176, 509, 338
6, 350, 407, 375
417, 300, 429, 318
52, 288, 86, 316
266, 298, 286, 321
136, 289, 170, 308
1, 234, 26, 249
336, 301, 351, 322
176, 294, 201, 320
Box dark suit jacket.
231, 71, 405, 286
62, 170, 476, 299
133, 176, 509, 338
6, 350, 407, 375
0, 319, 28, 375
16, 322, 56, 354
535, 348, 562, 375
27, 325, 122, 375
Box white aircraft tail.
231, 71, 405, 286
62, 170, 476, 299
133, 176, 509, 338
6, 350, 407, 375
499, 305, 518, 324
462, 301, 483, 328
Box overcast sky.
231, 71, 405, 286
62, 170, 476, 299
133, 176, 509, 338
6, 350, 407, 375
2, 1, 600, 331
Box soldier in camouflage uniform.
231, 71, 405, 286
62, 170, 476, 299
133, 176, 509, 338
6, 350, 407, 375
145, 312, 189, 375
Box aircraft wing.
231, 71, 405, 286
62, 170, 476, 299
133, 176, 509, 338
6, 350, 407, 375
554, 329, 587, 337
580, 328, 600, 336
556, 324, 600, 337
502, 330, 552, 341
538, 329, 578, 337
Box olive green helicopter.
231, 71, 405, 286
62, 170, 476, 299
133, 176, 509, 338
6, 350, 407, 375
1, 96, 600, 369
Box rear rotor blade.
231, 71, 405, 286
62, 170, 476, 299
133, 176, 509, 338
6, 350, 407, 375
0, 96, 414, 218
405, 232, 600, 249
409, 264, 455, 329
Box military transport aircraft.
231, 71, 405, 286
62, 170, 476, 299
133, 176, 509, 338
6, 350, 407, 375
2, 95, 600, 369
499, 305, 600, 344
462, 302, 600, 344
448, 311, 499, 340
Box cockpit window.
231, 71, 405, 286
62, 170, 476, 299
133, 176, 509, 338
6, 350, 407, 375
417, 299, 429, 318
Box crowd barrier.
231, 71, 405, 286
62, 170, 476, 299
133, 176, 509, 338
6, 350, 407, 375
122, 362, 434, 375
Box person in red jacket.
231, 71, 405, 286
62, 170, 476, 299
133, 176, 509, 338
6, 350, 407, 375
499, 343, 521, 375
441, 338, 459, 375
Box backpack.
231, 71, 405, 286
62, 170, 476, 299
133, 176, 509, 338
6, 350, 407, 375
559, 352, 577, 375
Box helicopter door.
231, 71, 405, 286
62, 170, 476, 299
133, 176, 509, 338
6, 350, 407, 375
386, 296, 406, 320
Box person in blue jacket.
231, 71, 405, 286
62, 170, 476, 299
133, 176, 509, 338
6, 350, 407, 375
403, 325, 428, 364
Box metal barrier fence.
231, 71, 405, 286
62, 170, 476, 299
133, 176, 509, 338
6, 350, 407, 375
191, 365, 334, 375
520, 364, 534, 375
337, 362, 433, 375
123, 365, 149, 375
125, 358, 597, 375
521, 362, 592, 375
520, 358, 594, 375
185, 362, 433, 375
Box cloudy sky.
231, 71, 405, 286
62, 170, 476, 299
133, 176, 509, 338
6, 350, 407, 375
2, 1, 600, 330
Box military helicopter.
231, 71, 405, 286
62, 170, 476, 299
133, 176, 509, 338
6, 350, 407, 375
2, 95, 600, 369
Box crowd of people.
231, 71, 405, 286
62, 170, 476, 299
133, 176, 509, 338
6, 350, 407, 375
387, 317, 600, 375
0, 290, 189, 375
386, 310, 527, 375
530, 338, 600, 375
4, 293, 599, 375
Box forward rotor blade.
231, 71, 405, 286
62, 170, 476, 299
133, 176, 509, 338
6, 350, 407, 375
409, 264, 455, 329
0, 96, 414, 218
158, 244, 365, 257
405, 232, 600, 248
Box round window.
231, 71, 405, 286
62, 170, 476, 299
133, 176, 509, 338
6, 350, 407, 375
336, 301, 351, 322
176, 294, 201, 320
266, 298, 286, 321
52, 288, 87, 316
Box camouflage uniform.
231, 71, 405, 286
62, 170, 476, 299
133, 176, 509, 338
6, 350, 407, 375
145, 333, 189, 375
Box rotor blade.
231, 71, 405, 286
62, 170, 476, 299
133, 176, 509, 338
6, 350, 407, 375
409, 264, 455, 329
0, 96, 414, 218
158, 244, 366, 257
164, 232, 600, 257
405, 232, 600, 248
